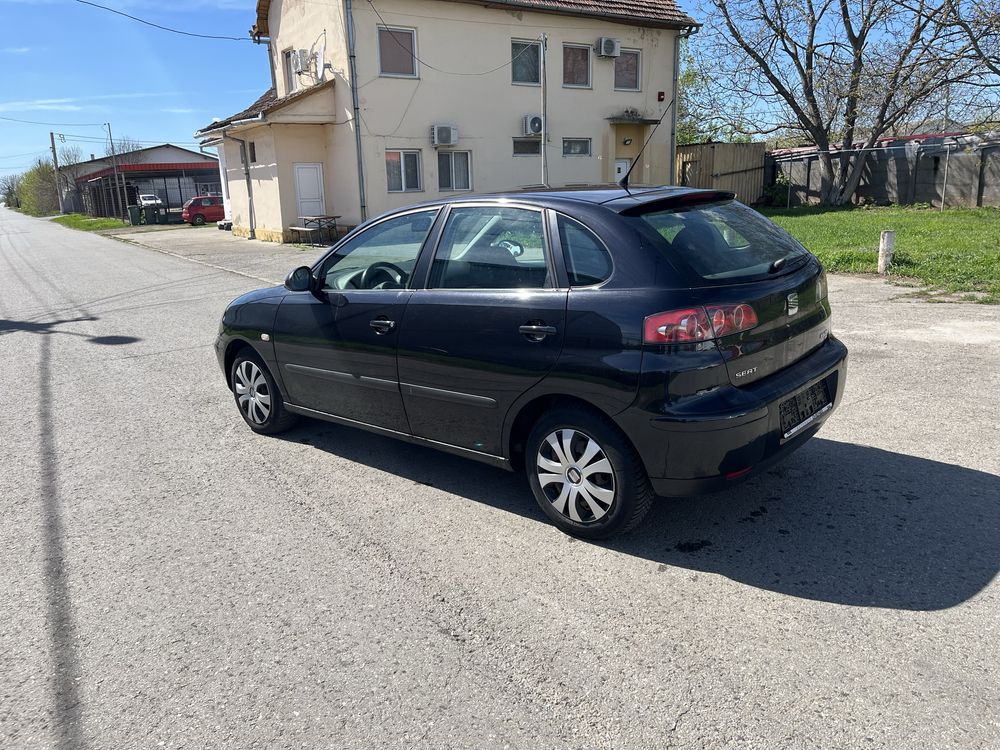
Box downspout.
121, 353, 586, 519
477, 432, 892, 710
669, 24, 698, 186
344, 0, 367, 221
220, 116, 263, 240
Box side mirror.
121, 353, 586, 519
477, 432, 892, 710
284, 266, 315, 292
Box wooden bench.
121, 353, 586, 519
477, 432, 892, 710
288, 225, 322, 245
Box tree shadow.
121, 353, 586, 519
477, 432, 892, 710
277, 423, 999, 611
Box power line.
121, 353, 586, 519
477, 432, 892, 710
0, 114, 105, 127
74, 0, 253, 42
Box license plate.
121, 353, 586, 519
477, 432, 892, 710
779, 379, 832, 439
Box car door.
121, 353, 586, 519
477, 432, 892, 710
396, 203, 567, 456
271, 207, 441, 433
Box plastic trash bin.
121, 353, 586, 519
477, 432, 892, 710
127, 205, 141, 225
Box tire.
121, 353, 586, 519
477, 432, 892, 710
192, 214, 206, 226
526, 407, 654, 539
229, 349, 298, 435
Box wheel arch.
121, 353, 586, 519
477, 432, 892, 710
506, 393, 632, 473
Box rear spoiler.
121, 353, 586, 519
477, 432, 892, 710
617, 190, 736, 216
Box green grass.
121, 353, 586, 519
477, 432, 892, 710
51, 213, 128, 232
760, 205, 1000, 303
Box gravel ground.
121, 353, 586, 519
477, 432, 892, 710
2, 208, 998, 749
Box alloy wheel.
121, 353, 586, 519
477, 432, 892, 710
535, 428, 616, 524
233, 360, 271, 425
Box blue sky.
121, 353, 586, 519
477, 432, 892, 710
0, 0, 271, 178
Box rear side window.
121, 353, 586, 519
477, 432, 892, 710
557, 215, 612, 286
630, 201, 807, 282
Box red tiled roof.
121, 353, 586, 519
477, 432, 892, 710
195, 79, 336, 137
254, 0, 697, 37
476, 0, 697, 28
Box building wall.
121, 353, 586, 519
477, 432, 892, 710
221, 128, 286, 242
259, 0, 679, 231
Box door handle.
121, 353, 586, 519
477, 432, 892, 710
519, 324, 557, 341
369, 318, 396, 334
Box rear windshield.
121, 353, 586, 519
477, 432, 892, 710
628, 200, 808, 282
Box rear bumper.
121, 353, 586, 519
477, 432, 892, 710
614, 337, 848, 497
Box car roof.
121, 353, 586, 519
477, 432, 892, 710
399, 185, 736, 215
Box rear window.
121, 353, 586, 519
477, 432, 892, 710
630, 200, 808, 282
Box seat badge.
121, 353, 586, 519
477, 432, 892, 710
787, 292, 799, 316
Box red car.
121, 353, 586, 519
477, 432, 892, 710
182, 196, 225, 225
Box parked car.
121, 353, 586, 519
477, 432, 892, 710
215, 187, 847, 538
182, 196, 225, 225
138, 194, 163, 207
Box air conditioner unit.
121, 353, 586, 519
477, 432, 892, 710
291, 49, 311, 74
596, 37, 622, 58
522, 114, 543, 136
431, 124, 459, 147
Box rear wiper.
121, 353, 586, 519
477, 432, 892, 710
769, 254, 804, 274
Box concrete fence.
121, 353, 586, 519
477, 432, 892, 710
768, 133, 1000, 208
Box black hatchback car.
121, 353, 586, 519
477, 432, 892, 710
216, 187, 847, 538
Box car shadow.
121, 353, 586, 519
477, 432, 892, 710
279, 423, 999, 612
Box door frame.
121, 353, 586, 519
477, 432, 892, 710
293, 162, 326, 218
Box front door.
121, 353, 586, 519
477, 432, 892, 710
397, 204, 567, 456
294, 163, 325, 218
614, 159, 630, 181
272, 207, 441, 432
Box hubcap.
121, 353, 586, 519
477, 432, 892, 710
233, 360, 271, 425
536, 428, 616, 524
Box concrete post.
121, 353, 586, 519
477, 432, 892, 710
878, 230, 895, 275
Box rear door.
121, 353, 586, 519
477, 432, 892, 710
397, 203, 567, 456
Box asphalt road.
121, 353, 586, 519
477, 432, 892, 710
2, 207, 998, 749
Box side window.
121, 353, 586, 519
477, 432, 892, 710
558, 215, 612, 286
430, 206, 549, 290
319, 208, 438, 291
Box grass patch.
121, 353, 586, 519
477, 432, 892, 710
760, 205, 1000, 303
51, 213, 128, 232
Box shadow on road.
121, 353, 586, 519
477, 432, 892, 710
283, 423, 999, 611
33, 327, 140, 748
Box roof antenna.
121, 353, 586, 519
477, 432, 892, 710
617, 23, 698, 193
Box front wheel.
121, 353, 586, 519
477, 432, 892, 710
526, 408, 654, 539
230, 350, 297, 434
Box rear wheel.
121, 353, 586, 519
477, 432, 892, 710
192, 214, 206, 226
526, 407, 653, 539
230, 349, 297, 434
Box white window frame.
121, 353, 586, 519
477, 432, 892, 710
562, 138, 592, 157
562, 43, 592, 89
614, 49, 642, 92
282, 49, 298, 94
438, 150, 472, 192
386, 149, 423, 192
513, 138, 542, 157
511, 39, 542, 86
377, 26, 419, 79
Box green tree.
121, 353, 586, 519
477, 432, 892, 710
19, 158, 59, 216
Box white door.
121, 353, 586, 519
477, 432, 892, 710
294, 163, 325, 217
614, 159, 631, 181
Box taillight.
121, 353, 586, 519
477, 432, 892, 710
705, 303, 758, 337
643, 304, 758, 344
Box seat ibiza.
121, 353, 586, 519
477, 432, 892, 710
216, 187, 847, 538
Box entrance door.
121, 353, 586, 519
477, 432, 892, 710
614, 159, 630, 181
294, 163, 325, 217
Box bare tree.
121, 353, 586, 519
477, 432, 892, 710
1, 172, 23, 208
944, 0, 1000, 77
694, 0, 999, 204
106, 136, 145, 166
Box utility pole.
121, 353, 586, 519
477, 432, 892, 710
540, 32, 549, 188
105, 123, 126, 223
49, 132, 65, 214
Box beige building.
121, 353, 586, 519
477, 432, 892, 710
195, 0, 697, 242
